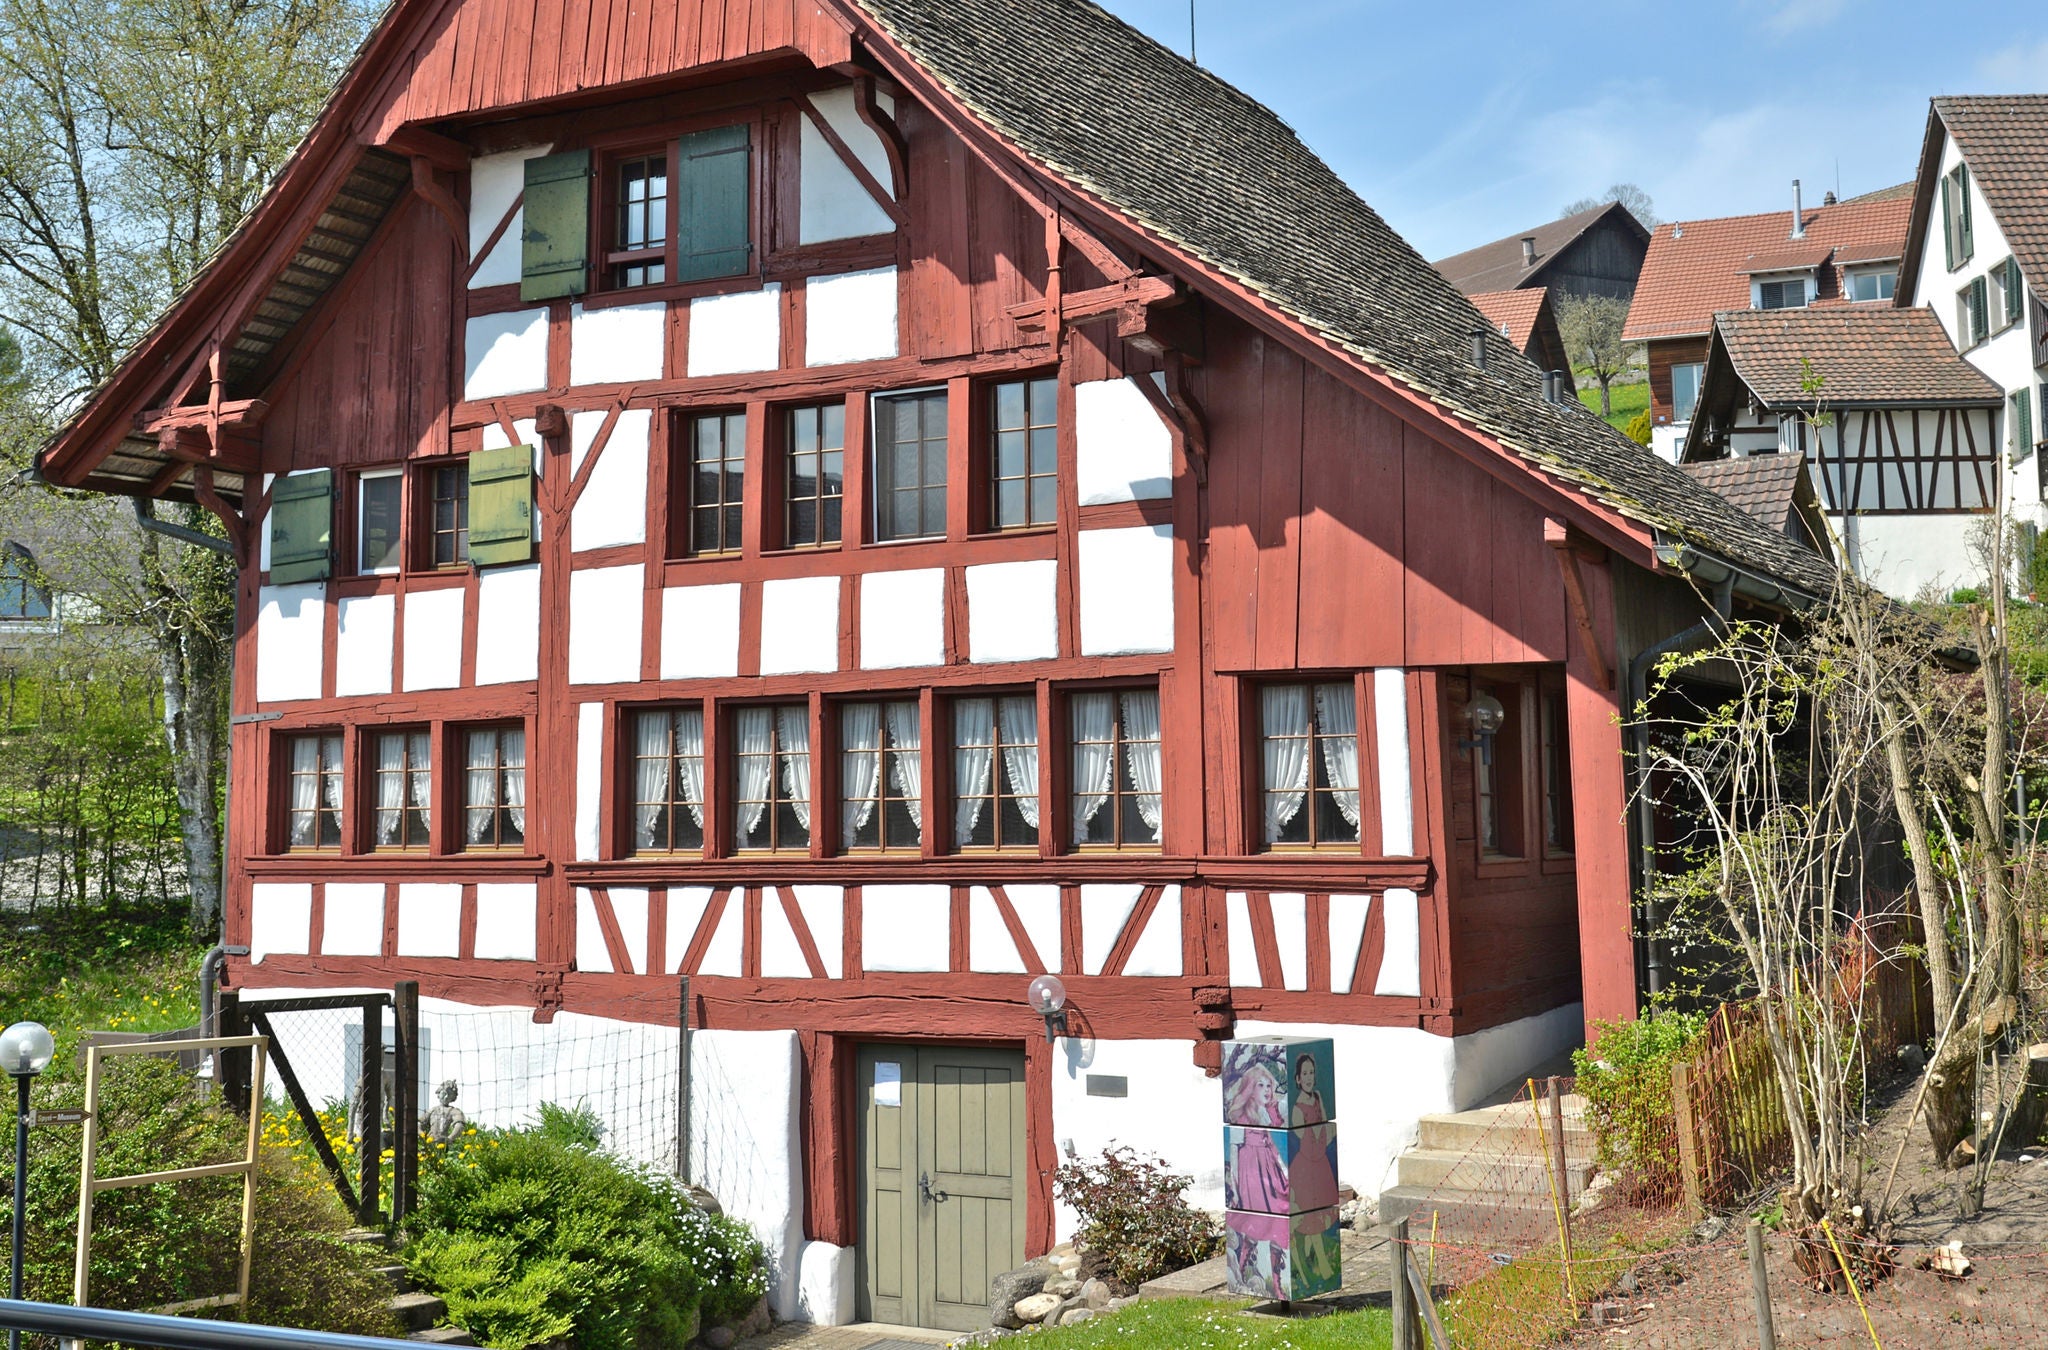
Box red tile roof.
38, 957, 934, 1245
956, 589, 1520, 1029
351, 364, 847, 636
1432, 201, 1646, 296
1623, 196, 1912, 342
1681, 453, 1821, 545
1713, 306, 2002, 407
1469, 288, 1547, 351
1736, 243, 1836, 274
1931, 97, 2048, 292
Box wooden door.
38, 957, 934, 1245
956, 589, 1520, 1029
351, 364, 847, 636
856, 1044, 1027, 1330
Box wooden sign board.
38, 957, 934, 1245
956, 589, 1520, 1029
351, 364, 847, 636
31, 1108, 89, 1127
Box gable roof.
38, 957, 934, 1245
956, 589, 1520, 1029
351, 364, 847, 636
1710, 306, 2002, 409
1899, 96, 2048, 302
1431, 201, 1648, 296
1680, 453, 1825, 548
1623, 195, 1911, 343
1468, 288, 1567, 371
39, 0, 1843, 605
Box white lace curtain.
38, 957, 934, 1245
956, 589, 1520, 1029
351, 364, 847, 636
1000, 696, 1040, 830
500, 729, 526, 836
465, 731, 498, 844
290, 738, 320, 845
1121, 691, 1161, 840
733, 707, 774, 844
1314, 683, 1360, 832
1261, 685, 1311, 843
321, 737, 343, 838
1070, 692, 1116, 843
776, 706, 811, 832
884, 701, 921, 834
841, 703, 882, 845
635, 710, 704, 849
953, 699, 995, 842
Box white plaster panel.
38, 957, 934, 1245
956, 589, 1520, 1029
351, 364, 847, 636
1080, 883, 1142, 976
1269, 891, 1308, 991
396, 883, 462, 958
1122, 886, 1182, 978
571, 408, 651, 551
255, 584, 324, 703
321, 883, 387, 957
1075, 376, 1173, 504
661, 583, 742, 679
698, 895, 744, 977
569, 301, 665, 386
860, 884, 950, 972
858, 567, 944, 668
1078, 526, 1174, 656
569, 564, 644, 684
688, 1029, 805, 1318
1837, 511, 1993, 602
1374, 886, 1421, 997
474, 883, 538, 961
575, 702, 604, 861
664, 887, 716, 975
805, 266, 898, 366
475, 564, 542, 685
1005, 883, 1064, 974
1050, 1037, 1222, 1236
575, 890, 616, 973
468, 146, 552, 289
334, 593, 394, 697
402, 586, 465, 692
480, 418, 540, 453
1375, 667, 1414, 855
259, 473, 275, 571
249, 883, 312, 964
799, 86, 897, 244
796, 1241, 856, 1327
965, 559, 1058, 663
611, 887, 650, 976
1225, 891, 1258, 987
760, 889, 813, 979
759, 574, 840, 675
688, 284, 782, 377
1329, 893, 1373, 995
967, 887, 1025, 974
464, 309, 550, 400
791, 886, 844, 980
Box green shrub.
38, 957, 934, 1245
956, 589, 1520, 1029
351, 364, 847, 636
1571, 1012, 1707, 1201
1052, 1145, 1219, 1291
404, 1105, 764, 1350
5, 1053, 397, 1335
1623, 409, 1651, 446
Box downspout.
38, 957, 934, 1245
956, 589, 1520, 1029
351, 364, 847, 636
1626, 570, 1735, 999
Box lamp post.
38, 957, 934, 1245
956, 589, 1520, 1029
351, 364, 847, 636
2, 1020, 54, 1350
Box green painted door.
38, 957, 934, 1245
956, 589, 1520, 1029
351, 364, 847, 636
856, 1045, 1027, 1330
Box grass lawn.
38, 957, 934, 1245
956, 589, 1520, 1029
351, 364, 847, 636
0, 906, 207, 1050
1577, 377, 1647, 433
1017, 1297, 1393, 1348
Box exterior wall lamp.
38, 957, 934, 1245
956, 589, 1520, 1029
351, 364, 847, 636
2, 1019, 54, 1350
1457, 690, 1506, 764
1026, 974, 1068, 1043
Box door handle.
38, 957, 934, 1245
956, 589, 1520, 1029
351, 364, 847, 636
919, 1171, 948, 1204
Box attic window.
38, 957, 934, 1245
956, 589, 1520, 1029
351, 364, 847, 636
1757, 277, 1808, 310
1848, 268, 1896, 303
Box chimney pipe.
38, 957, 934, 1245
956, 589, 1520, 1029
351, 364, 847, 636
1470, 327, 1488, 369
1791, 179, 1805, 239
1521, 236, 1537, 267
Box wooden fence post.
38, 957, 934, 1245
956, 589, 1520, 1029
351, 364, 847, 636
1748, 1219, 1777, 1350
1671, 1058, 1703, 1214
394, 980, 421, 1220
216, 991, 249, 1116
359, 998, 383, 1225
1546, 1076, 1576, 1288
1389, 1216, 1415, 1350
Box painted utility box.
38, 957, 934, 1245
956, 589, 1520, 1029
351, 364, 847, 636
1220, 1037, 1341, 1300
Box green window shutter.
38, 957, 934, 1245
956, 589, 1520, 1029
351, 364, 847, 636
2018, 387, 2034, 461
268, 470, 333, 584
1958, 166, 1974, 261
521, 150, 592, 302
1941, 176, 1956, 270
677, 124, 751, 282
467, 446, 535, 567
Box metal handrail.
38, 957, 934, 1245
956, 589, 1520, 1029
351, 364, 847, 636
0, 1298, 423, 1350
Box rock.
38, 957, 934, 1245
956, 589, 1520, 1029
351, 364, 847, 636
1079, 1279, 1111, 1309
1060, 1309, 1095, 1327
699, 1329, 735, 1350
1898, 1042, 1926, 1073
1054, 1255, 1082, 1276
1107, 1296, 1137, 1312
1616, 1271, 1639, 1297
732, 1297, 770, 1340
1338, 1194, 1377, 1230
1693, 1216, 1728, 1244
988, 1261, 1051, 1328
1042, 1278, 1079, 1298
1013, 1293, 1063, 1325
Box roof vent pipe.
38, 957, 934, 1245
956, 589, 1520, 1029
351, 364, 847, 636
1470, 327, 1488, 369
1791, 178, 1805, 239
1521, 236, 1537, 267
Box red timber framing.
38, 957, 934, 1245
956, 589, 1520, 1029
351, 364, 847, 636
38, 0, 1671, 1267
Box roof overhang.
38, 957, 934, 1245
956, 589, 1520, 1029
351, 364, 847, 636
1892, 102, 1950, 306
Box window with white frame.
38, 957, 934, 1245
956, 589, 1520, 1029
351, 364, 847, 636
357, 470, 403, 574
1756, 276, 1808, 310
1943, 163, 1975, 270
732, 704, 810, 852
1671, 362, 1705, 423
1960, 276, 1991, 347
1257, 681, 1361, 849
1069, 688, 1161, 850
1995, 257, 2027, 331
633, 706, 705, 853
952, 695, 1039, 850
840, 700, 922, 852
1848, 268, 1896, 302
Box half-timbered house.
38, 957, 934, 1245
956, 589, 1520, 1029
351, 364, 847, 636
36, 0, 1838, 1329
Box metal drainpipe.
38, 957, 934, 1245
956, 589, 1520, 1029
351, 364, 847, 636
1626, 572, 1735, 998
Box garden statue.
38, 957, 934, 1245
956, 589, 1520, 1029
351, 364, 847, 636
425, 1079, 467, 1141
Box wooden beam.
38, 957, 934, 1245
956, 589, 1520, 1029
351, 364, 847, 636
1546, 517, 1613, 691
410, 156, 469, 259
1130, 352, 1210, 485
138, 398, 268, 435
1007, 273, 1177, 332
851, 75, 907, 199
382, 125, 469, 172
795, 94, 906, 229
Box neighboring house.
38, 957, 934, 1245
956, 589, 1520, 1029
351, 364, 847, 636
1469, 288, 1572, 376
1679, 453, 1829, 551
1896, 96, 2048, 532
1433, 200, 1650, 304
35, 0, 1834, 1330
1625, 186, 1912, 462
1681, 306, 2001, 597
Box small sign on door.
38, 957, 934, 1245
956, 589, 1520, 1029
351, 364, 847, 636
874, 1061, 902, 1108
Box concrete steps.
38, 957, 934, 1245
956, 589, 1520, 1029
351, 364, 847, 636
356, 1230, 474, 1344
1379, 1094, 1599, 1235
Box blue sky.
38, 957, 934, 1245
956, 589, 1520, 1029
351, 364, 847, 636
1097, 1, 2045, 260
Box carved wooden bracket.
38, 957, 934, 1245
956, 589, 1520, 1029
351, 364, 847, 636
410, 156, 468, 259
851, 73, 908, 199
532, 964, 569, 1024
1546, 516, 1613, 690
1191, 985, 1234, 1077
1131, 352, 1210, 486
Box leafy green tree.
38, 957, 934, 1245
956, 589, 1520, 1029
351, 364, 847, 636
1555, 291, 1636, 419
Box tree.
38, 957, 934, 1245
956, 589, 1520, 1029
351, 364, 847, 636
0, 0, 376, 934
1561, 183, 1658, 230
1554, 292, 1634, 418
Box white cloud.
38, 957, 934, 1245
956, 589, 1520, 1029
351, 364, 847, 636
1975, 37, 2048, 90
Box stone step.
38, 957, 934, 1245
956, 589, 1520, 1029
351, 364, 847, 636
374, 1263, 412, 1295
1416, 1113, 1595, 1155
1395, 1147, 1595, 1195
342, 1228, 392, 1248
389, 1291, 448, 1333
1376, 1184, 1562, 1238
410, 1329, 474, 1346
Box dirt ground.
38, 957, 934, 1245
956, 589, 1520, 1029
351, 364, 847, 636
1559, 1061, 2048, 1347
